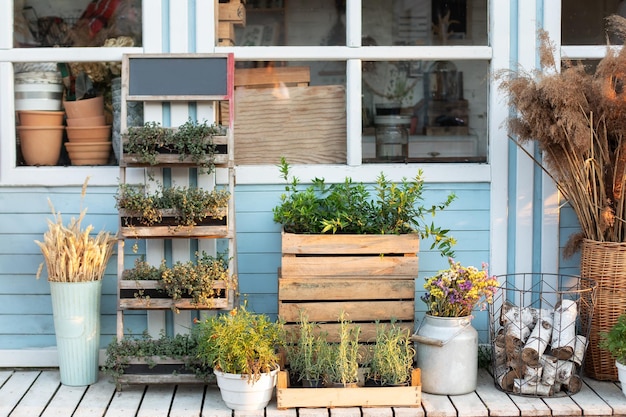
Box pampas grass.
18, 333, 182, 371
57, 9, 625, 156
35, 177, 116, 282
497, 16, 626, 256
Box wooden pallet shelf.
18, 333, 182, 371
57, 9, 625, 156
118, 279, 232, 310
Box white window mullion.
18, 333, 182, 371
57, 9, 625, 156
346, 59, 362, 166
1, 1, 12, 49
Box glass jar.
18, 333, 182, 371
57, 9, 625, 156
375, 115, 410, 161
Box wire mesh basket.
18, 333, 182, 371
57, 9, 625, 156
489, 273, 597, 397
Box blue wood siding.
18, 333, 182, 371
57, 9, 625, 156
0, 181, 492, 349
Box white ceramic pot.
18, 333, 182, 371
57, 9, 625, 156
616, 361, 626, 396
214, 367, 279, 411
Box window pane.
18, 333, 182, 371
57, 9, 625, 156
14, 0, 142, 47
562, 0, 622, 45
363, 60, 488, 162
363, 0, 487, 46
236, 0, 344, 46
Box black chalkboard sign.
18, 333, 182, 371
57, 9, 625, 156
125, 54, 231, 99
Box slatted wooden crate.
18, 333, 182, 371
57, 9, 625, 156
276, 368, 422, 409
278, 232, 418, 343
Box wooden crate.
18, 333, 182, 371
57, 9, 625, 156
218, 1, 246, 26
119, 208, 228, 239
278, 232, 418, 343
276, 368, 421, 409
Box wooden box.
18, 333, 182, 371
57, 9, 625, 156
278, 232, 418, 342
276, 369, 422, 409
119, 208, 229, 239
118, 279, 232, 310
223, 84, 347, 165
115, 357, 210, 387
218, 1, 246, 25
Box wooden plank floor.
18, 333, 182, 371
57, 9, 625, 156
1, 369, 625, 417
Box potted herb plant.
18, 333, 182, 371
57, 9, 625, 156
326, 312, 361, 388
120, 251, 234, 312
122, 118, 227, 172
285, 310, 331, 388
274, 157, 456, 345
195, 304, 284, 410
600, 313, 626, 396
414, 258, 498, 395
34, 177, 116, 386
115, 182, 230, 238
366, 320, 416, 386
103, 330, 209, 390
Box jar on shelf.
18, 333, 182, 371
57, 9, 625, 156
375, 115, 410, 161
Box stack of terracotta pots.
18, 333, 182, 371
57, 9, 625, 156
16, 110, 65, 166
63, 96, 112, 165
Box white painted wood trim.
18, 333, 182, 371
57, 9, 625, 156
0, 349, 107, 367
489, 0, 511, 277
214, 46, 492, 61
0, 1, 11, 49
541, 0, 562, 275
346, 59, 362, 166
514, 0, 538, 275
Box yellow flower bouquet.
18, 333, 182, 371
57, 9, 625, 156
422, 258, 499, 317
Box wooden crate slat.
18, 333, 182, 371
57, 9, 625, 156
121, 153, 229, 167
276, 369, 421, 409
119, 280, 232, 310
279, 300, 414, 323
281, 255, 418, 277
278, 278, 415, 301
283, 322, 414, 344
120, 225, 229, 238
282, 232, 419, 255
218, 1, 246, 25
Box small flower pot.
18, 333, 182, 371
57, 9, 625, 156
63, 96, 104, 119
65, 141, 111, 165
17, 110, 64, 126
66, 115, 106, 127
616, 361, 626, 397
17, 125, 63, 165
66, 125, 111, 142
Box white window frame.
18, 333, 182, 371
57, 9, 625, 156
0, 0, 499, 186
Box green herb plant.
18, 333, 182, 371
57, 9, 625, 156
123, 118, 225, 173
115, 182, 230, 228
366, 320, 415, 386
273, 157, 457, 256
326, 311, 361, 386
601, 313, 626, 364
195, 303, 284, 383
102, 330, 210, 389
122, 252, 234, 311
286, 310, 331, 384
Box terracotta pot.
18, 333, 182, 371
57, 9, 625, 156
66, 115, 106, 127
17, 125, 64, 165
65, 141, 111, 165
17, 110, 64, 126
66, 125, 111, 142
63, 96, 104, 119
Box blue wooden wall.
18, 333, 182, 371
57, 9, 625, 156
0, 181, 492, 350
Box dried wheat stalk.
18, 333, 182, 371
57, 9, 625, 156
35, 177, 116, 282
497, 17, 626, 254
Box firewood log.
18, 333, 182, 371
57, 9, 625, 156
551, 299, 577, 360
555, 359, 575, 385
513, 378, 554, 396
572, 335, 587, 367
539, 354, 558, 385
521, 313, 553, 366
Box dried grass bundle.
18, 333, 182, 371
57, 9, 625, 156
497, 17, 626, 256
35, 177, 116, 282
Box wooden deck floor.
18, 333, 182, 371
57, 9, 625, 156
1, 368, 626, 417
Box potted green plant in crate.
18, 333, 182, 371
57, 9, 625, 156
273, 157, 456, 345
34, 177, 116, 386
366, 320, 416, 386
285, 310, 331, 388
196, 303, 284, 411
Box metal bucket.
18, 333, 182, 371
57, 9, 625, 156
50, 280, 102, 386
413, 314, 478, 394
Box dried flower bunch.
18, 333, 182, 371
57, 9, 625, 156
497, 16, 626, 254
422, 258, 498, 317
35, 177, 116, 282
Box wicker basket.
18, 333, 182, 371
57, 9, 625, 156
489, 273, 597, 397
580, 239, 626, 381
